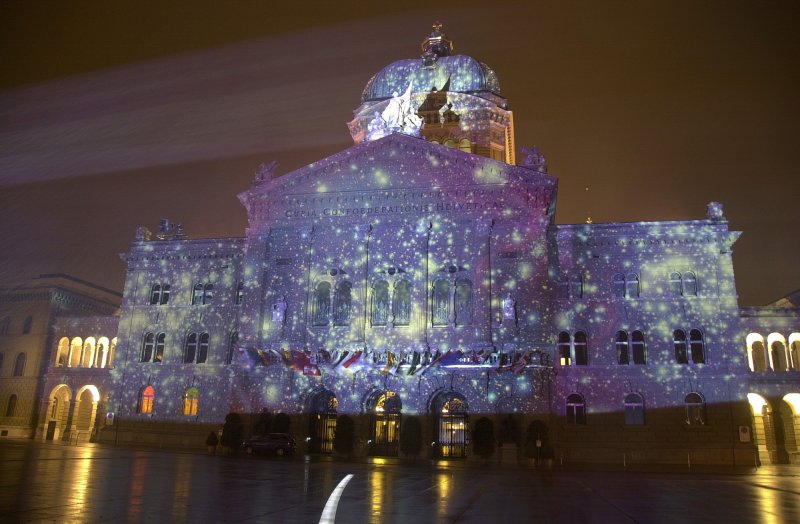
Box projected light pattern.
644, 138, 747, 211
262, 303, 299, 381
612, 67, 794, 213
97, 24, 798, 464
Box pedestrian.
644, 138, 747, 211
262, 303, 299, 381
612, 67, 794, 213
206, 430, 218, 455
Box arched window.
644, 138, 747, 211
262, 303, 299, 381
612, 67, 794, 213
669, 272, 683, 296
392, 280, 411, 326
432, 279, 450, 326
574, 331, 588, 365
138, 386, 155, 414
197, 333, 209, 364
333, 281, 352, 326
6, 394, 17, 417
13, 353, 25, 376
624, 393, 645, 425
192, 284, 204, 305
566, 394, 586, 425
689, 329, 705, 364
160, 284, 170, 305
613, 274, 625, 297
149, 284, 161, 305
69, 337, 82, 367
459, 138, 471, 153
312, 282, 331, 326
557, 277, 570, 299
56, 337, 69, 367
81, 338, 96, 368
108, 338, 117, 367
626, 274, 640, 298
631, 330, 646, 365
454, 279, 473, 325
557, 332, 571, 366
372, 280, 389, 326
770, 340, 788, 372
184, 333, 198, 363
22, 316, 32, 334
570, 275, 584, 299
0, 316, 9, 335
227, 331, 238, 365
750, 338, 767, 372
154, 333, 165, 362
141, 333, 154, 362
203, 284, 213, 304
790, 338, 800, 371
183, 387, 199, 416
235, 281, 244, 304
683, 272, 697, 296
616, 330, 629, 365
685, 392, 706, 425
444, 138, 455, 148
674, 329, 688, 364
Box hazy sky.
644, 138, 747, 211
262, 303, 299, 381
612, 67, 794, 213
1, 1, 798, 306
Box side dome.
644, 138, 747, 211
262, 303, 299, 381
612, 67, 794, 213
361, 55, 501, 103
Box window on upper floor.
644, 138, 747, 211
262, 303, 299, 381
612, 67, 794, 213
371, 280, 389, 326
689, 329, 705, 364
790, 337, 800, 371
6, 394, 17, 417
56, 338, 69, 367
557, 331, 572, 366
333, 281, 352, 326
312, 281, 331, 326
555, 331, 590, 366
616, 330, 629, 365
192, 283, 213, 305
184, 332, 209, 364
150, 284, 161, 305
624, 393, 645, 425
141, 332, 165, 363
770, 339, 788, 372
683, 272, 697, 296
685, 392, 706, 425
613, 274, 626, 298
674, 329, 688, 364
13, 353, 25, 376
631, 330, 647, 365
749, 338, 767, 372
566, 394, 586, 425
235, 281, 244, 305
392, 280, 411, 326
574, 331, 589, 365
558, 277, 570, 299
432, 279, 450, 326
138, 386, 155, 414
22, 316, 32, 334
670, 272, 683, 296
571, 275, 584, 299
227, 331, 238, 365
454, 278, 473, 326
626, 274, 640, 298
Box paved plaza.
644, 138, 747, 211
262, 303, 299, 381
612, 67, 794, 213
1, 440, 799, 523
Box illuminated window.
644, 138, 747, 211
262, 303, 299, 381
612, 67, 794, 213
689, 329, 705, 364
0, 316, 9, 335
631, 330, 646, 365
56, 337, 69, 367
392, 280, 411, 326
6, 394, 17, 417
558, 332, 572, 365
669, 272, 683, 295
616, 331, 629, 365
566, 394, 586, 425
791, 339, 800, 371
13, 353, 25, 376
624, 393, 645, 425
750, 340, 767, 372
444, 139, 455, 148
227, 331, 238, 365
674, 330, 688, 364
574, 331, 589, 365
22, 316, 32, 334
684, 392, 706, 425
154, 333, 165, 362
459, 138, 471, 153
138, 386, 154, 414
432, 279, 450, 326
454, 279, 473, 325
626, 274, 640, 298
235, 281, 244, 304
770, 339, 788, 372
683, 272, 697, 296
313, 281, 331, 326
613, 274, 625, 297
182, 387, 199, 416
372, 280, 389, 326
333, 281, 352, 326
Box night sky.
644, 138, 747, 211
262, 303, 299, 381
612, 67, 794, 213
1, 1, 797, 306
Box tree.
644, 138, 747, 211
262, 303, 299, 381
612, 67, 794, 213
399, 415, 422, 458
472, 417, 495, 459
333, 414, 355, 456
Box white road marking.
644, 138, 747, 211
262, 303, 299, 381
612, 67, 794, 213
319, 473, 354, 524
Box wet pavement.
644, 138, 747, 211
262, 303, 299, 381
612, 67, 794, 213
1, 439, 799, 523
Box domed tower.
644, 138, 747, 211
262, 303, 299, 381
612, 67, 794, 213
348, 22, 516, 165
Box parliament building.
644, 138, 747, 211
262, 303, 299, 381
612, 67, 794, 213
6, 25, 798, 466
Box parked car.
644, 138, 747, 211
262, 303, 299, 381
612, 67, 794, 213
241, 433, 297, 456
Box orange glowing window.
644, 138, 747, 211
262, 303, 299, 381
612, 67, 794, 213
139, 386, 155, 414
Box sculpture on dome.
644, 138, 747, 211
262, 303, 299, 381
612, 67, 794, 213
365, 82, 424, 141
707, 201, 725, 221
520, 146, 548, 174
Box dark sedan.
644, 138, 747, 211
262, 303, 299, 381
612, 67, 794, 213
241, 433, 297, 456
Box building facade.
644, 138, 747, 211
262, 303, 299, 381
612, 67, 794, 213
52, 25, 796, 464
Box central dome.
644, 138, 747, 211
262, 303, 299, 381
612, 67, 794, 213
361, 55, 501, 103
